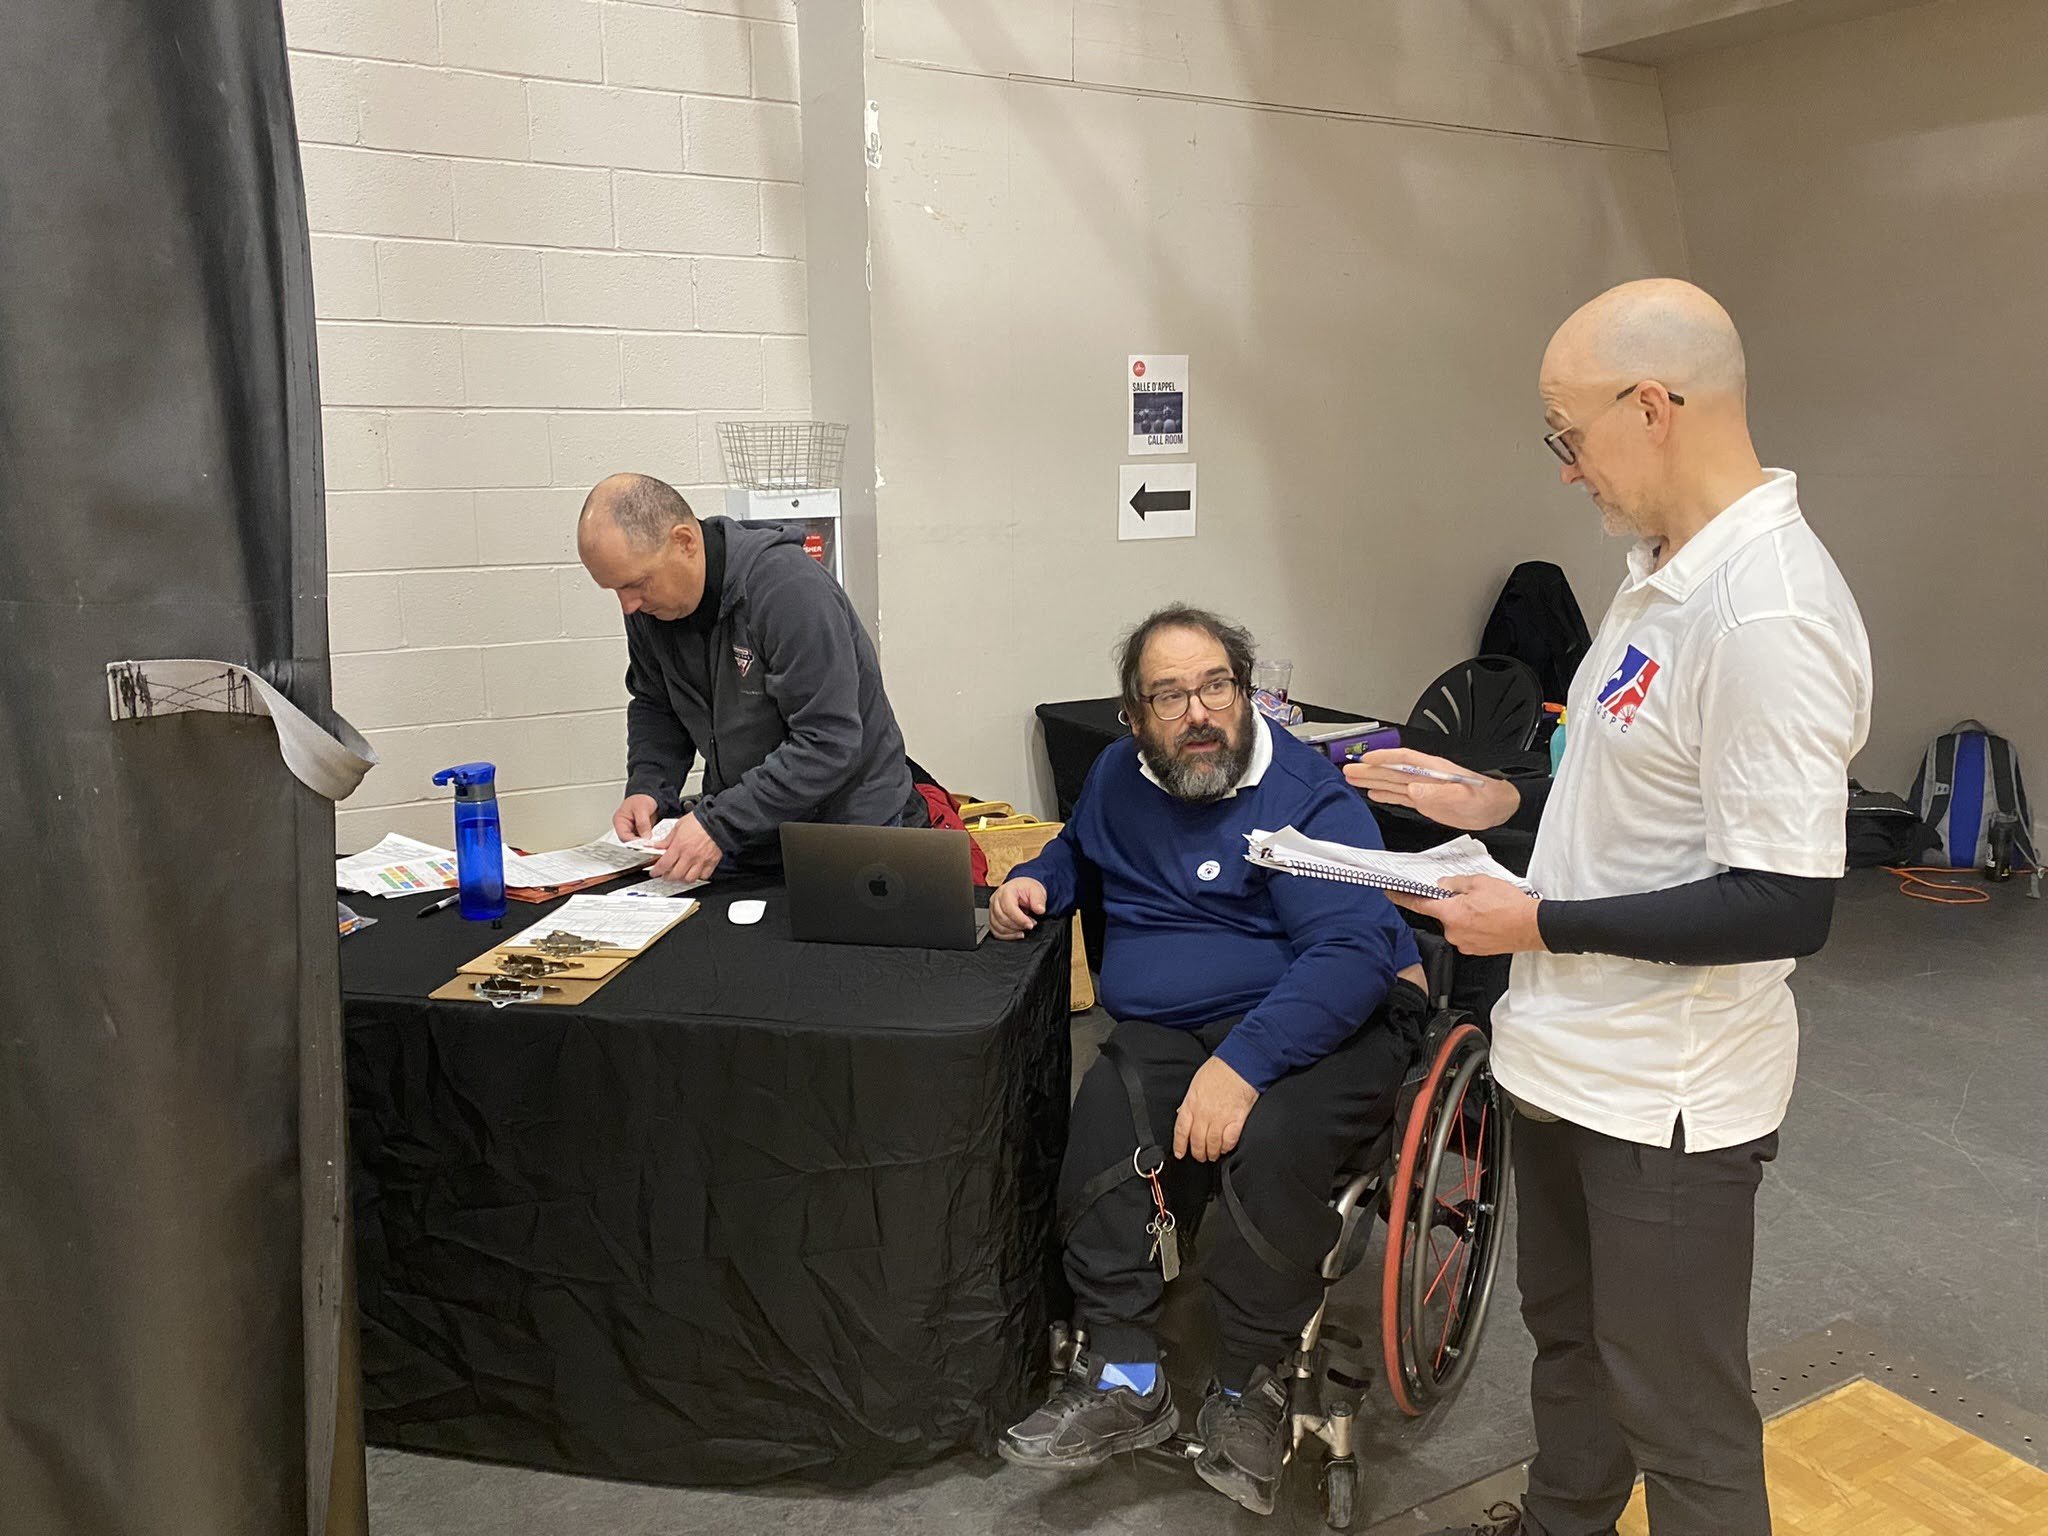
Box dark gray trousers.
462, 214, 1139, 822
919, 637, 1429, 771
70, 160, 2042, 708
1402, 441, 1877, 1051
1514, 1112, 1779, 1536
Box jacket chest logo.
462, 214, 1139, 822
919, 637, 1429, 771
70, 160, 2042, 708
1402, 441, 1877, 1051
1593, 644, 1661, 732
732, 644, 755, 677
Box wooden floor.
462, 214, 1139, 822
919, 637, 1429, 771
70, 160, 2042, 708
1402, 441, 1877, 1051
1617, 1378, 2048, 1535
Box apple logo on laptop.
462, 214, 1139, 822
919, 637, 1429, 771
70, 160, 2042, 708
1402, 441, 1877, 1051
856, 861, 904, 910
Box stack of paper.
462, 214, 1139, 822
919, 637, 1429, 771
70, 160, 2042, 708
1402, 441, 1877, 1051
1244, 828, 1539, 901
504, 893, 699, 952
340, 819, 693, 901
500, 818, 685, 893
337, 833, 460, 897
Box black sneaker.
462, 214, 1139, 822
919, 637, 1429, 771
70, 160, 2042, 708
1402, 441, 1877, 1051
1422, 1503, 1526, 1535
998, 1351, 1178, 1471
1193, 1365, 1292, 1515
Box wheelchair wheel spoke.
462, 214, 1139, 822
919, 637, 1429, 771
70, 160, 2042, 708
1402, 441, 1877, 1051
1422, 1229, 1460, 1306
1434, 1238, 1476, 1372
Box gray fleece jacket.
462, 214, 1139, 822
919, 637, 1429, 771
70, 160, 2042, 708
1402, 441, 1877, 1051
622, 518, 914, 860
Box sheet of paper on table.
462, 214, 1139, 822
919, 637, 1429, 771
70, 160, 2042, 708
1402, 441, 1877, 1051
336, 833, 460, 897
617, 875, 707, 898
505, 893, 700, 951
502, 818, 685, 888
503, 840, 653, 888
602, 817, 680, 851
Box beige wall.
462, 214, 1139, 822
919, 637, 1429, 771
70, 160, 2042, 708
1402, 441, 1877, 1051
1660, 0, 2048, 789
859, 1, 1691, 808
286, 0, 809, 852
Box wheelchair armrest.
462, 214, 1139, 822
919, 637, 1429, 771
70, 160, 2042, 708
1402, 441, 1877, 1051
1405, 925, 1457, 1012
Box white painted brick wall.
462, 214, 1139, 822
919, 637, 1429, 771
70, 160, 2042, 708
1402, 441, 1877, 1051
452, 161, 613, 247
289, 4, 808, 853
461, 329, 621, 407
684, 97, 800, 180
303, 145, 455, 238
621, 333, 764, 409
528, 81, 684, 171
319, 323, 466, 407
441, 0, 605, 83
328, 489, 479, 570
377, 241, 545, 324
613, 171, 760, 254
540, 249, 696, 329
309, 236, 381, 318
603, 6, 753, 96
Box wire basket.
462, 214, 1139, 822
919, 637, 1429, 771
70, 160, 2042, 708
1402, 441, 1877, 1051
717, 420, 849, 492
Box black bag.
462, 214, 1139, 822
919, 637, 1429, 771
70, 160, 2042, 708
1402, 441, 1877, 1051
1479, 560, 1592, 706
1845, 780, 1937, 869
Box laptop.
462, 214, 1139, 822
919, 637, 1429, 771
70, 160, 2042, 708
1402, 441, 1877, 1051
781, 823, 990, 949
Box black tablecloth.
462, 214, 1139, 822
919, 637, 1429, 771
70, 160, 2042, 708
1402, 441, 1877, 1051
342, 876, 1071, 1487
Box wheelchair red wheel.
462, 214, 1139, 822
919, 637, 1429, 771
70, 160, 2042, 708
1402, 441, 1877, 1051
1379, 1022, 1511, 1416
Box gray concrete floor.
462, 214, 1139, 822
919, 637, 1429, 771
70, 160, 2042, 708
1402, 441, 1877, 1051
365, 870, 2047, 1534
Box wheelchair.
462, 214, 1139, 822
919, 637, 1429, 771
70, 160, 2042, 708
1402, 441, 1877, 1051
1044, 930, 1513, 1529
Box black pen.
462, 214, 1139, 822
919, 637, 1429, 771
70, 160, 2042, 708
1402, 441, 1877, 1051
416, 893, 460, 918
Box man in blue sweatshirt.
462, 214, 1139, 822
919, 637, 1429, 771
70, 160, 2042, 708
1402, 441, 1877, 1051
994, 605, 1426, 1516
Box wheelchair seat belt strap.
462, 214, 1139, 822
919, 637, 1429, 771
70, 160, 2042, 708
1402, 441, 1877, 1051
1221, 1163, 1323, 1283
1057, 1037, 1166, 1246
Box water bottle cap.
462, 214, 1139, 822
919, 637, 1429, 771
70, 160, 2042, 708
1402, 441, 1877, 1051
432, 761, 498, 788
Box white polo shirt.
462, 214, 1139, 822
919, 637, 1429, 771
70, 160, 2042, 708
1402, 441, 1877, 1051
1491, 470, 1872, 1152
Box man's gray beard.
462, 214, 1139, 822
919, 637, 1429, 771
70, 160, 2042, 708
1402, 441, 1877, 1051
1140, 722, 1254, 804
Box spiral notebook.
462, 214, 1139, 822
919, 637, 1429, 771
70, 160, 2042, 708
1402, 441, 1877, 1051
1244, 827, 1540, 901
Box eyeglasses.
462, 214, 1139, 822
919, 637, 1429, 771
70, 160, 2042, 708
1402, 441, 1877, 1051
1543, 383, 1684, 466
1142, 677, 1239, 721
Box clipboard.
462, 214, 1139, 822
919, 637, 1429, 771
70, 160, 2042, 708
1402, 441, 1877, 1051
430, 974, 614, 1007
456, 949, 631, 980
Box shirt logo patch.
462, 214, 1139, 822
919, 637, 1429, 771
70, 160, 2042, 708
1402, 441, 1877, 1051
1594, 644, 1661, 731
1197, 859, 1221, 882
732, 645, 755, 677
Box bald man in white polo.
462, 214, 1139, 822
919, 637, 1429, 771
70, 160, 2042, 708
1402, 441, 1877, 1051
1350, 280, 1871, 1536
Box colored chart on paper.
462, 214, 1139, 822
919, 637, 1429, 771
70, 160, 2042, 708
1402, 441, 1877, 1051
373, 859, 459, 893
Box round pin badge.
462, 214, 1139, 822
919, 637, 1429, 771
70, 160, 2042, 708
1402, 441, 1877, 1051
1197, 859, 1221, 882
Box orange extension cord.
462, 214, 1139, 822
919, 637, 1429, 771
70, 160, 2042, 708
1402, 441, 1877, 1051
1886, 867, 1994, 904
1884, 859, 2041, 904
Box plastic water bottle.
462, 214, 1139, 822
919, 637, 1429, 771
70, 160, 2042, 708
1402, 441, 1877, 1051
1548, 708, 1568, 776
432, 762, 506, 920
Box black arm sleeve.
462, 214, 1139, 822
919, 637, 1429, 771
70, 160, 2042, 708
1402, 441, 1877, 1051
1536, 868, 1837, 966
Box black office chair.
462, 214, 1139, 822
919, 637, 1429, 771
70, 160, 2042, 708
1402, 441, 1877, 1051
1405, 654, 1545, 764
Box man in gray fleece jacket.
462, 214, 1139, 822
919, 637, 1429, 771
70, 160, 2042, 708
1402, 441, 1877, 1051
577, 473, 920, 881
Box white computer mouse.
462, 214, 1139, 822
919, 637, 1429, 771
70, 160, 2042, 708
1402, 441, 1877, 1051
727, 898, 767, 926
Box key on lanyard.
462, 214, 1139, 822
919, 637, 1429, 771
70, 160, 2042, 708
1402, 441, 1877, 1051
1140, 1158, 1180, 1283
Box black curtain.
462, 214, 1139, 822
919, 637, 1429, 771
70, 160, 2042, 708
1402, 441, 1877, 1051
0, 3, 365, 1533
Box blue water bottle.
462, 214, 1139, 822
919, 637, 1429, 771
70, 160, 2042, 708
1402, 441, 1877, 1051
431, 762, 506, 920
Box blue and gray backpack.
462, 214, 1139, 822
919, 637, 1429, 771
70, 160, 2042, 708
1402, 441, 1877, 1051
1909, 720, 2038, 890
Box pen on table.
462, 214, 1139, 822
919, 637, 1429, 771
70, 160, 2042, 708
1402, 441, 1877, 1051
416, 893, 460, 918
1390, 763, 1487, 788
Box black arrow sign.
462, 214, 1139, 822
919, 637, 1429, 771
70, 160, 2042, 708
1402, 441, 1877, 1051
1129, 483, 1192, 520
